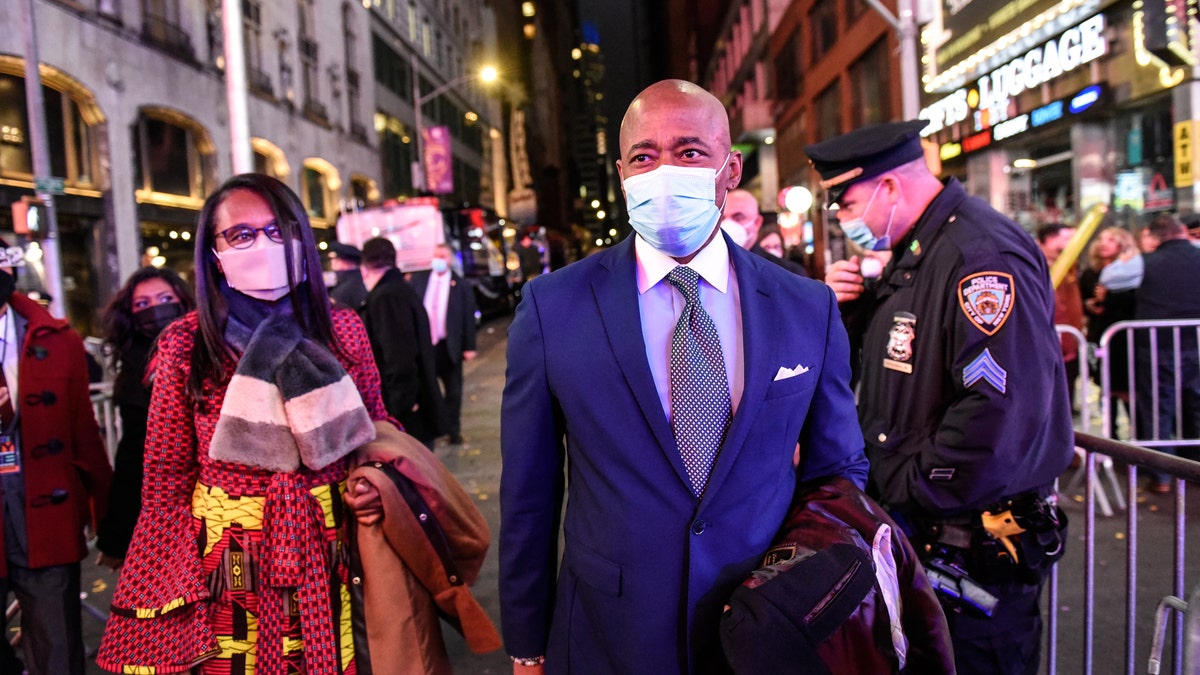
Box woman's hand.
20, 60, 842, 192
344, 476, 383, 525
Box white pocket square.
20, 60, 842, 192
773, 363, 811, 381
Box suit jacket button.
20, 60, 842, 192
691, 520, 707, 535
877, 433, 887, 443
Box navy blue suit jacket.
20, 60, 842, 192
499, 234, 868, 674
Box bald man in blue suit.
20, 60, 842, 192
499, 80, 869, 675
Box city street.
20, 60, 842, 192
53, 313, 1200, 675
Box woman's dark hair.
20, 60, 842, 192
190, 173, 340, 400
100, 266, 195, 370
755, 223, 784, 247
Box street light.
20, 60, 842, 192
410, 53, 497, 192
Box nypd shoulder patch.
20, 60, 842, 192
963, 347, 1008, 393
958, 271, 1015, 335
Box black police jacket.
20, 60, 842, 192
841, 179, 1074, 517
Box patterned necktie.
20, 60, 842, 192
666, 265, 732, 497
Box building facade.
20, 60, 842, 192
1, 0, 379, 334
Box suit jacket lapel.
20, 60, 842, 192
591, 239, 688, 487
700, 246, 774, 502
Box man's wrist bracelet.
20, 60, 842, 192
511, 655, 546, 666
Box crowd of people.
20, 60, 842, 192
1, 78, 1198, 675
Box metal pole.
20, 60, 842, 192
411, 51, 425, 191
20, 0, 65, 319
897, 0, 920, 120
222, 0, 252, 173
863, 0, 921, 120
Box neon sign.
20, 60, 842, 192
921, 14, 1108, 135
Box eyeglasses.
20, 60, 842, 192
216, 223, 285, 249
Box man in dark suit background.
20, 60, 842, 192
499, 79, 867, 674
407, 243, 477, 444
358, 237, 446, 449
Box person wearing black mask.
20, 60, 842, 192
326, 241, 368, 309
95, 267, 194, 569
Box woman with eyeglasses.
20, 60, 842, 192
94, 266, 194, 571
97, 174, 390, 674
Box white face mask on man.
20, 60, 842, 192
215, 240, 305, 301
623, 154, 731, 258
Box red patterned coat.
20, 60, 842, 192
0, 292, 111, 576
96, 307, 390, 674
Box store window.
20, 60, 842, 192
133, 110, 211, 202
850, 40, 891, 129
0, 73, 98, 187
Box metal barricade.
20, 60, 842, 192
90, 381, 120, 464
1052, 318, 1200, 674
1059, 325, 1126, 517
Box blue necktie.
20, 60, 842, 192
666, 265, 732, 497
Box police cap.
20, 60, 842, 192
328, 241, 362, 264
804, 119, 929, 205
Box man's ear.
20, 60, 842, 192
615, 159, 627, 199
724, 150, 743, 191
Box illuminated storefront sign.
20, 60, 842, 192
937, 84, 1106, 158
921, 14, 1108, 135
1069, 85, 1102, 113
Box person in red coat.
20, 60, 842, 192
0, 250, 112, 675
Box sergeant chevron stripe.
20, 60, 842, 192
963, 348, 1007, 393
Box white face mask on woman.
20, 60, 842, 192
215, 240, 305, 301
623, 154, 730, 258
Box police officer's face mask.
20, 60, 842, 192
623, 154, 731, 258
839, 181, 897, 252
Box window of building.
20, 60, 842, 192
302, 161, 337, 224
344, 3, 363, 138
378, 113, 415, 198
850, 39, 891, 128
0, 74, 97, 186
251, 138, 289, 178
244, 0, 270, 96
298, 0, 316, 39
847, 0, 867, 23
774, 28, 801, 101
142, 0, 192, 58
133, 111, 210, 201
408, 2, 417, 42
815, 80, 841, 141
298, 1, 323, 121
349, 174, 376, 207
423, 18, 432, 56
809, 2, 837, 62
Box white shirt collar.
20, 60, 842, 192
635, 231, 731, 295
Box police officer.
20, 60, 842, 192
809, 120, 1074, 675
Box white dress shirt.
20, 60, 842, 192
423, 269, 451, 344
635, 233, 745, 421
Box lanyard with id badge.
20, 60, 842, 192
0, 311, 18, 476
